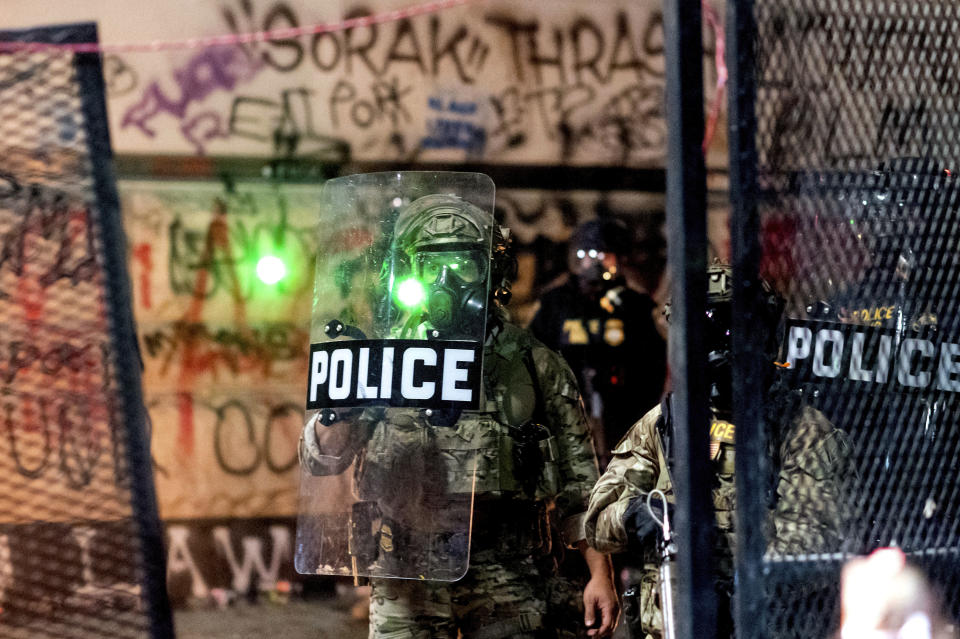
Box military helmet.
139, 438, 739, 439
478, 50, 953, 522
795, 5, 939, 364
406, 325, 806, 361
662, 262, 733, 324
571, 217, 631, 256
659, 263, 735, 412
817, 157, 958, 331
394, 194, 491, 254
387, 194, 517, 338
852, 157, 956, 282
663, 263, 783, 413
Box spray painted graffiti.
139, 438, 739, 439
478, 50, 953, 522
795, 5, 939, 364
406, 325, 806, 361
2, 388, 105, 488
0, 176, 99, 302
219, 2, 493, 81
758, 6, 960, 170
142, 322, 307, 376
165, 519, 294, 604
0, 521, 300, 614
0, 523, 142, 624
0, 169, 129, 497
102, 55, 139, 97
105, 0, 686, 163
120, 181, 320, 520
227, 87, 351, 158
121, 46, 262, 147
119, 179, 666, 526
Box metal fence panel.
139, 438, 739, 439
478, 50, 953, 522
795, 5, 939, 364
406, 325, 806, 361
730, 2, 960, 637
0, 23, 172, 639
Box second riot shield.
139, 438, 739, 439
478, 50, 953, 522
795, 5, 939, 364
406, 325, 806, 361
294, 171, 495, 581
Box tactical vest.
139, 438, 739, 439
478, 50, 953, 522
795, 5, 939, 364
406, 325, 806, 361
656, 398, 737, 570
356, 326, 562, 505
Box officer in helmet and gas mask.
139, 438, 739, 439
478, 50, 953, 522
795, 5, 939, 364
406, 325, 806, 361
530, 217, 667, 468
300, 182, 619, 639
583, 264, 855, 639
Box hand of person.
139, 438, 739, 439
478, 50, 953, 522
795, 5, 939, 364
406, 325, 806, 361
583, 573, 620, 637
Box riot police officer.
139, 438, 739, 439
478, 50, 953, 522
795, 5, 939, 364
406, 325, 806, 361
808, 158, 960, 554
300, 189, 619, 638
584, 264, 855, 638
529, 218, 667, 467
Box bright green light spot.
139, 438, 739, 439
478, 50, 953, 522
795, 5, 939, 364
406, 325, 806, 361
449, 263, 459, 270
396, 278, 426, 308
256, 255, 287, 285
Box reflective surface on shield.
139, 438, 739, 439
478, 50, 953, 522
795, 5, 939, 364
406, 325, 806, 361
295, 172, 494, 581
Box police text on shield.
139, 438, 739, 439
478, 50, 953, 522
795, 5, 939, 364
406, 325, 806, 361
305, 339, 483, 409
784, 320, 960, 392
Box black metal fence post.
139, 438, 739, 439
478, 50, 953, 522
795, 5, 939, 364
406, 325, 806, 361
725, 1, 765, 639
663, 1, 716, 637
74, 25, 175, 639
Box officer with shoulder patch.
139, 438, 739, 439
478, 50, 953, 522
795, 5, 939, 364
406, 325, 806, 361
300, 191, 619, 638
529, 217, 667, 468
584, 264, 855, 638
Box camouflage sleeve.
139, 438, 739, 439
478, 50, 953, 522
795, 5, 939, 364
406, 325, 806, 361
531, 345, 600, 547
585, 405, 665, 554
769, 405, 855, 555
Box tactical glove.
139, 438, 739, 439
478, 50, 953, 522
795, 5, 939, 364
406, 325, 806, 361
623, 495, 667, 545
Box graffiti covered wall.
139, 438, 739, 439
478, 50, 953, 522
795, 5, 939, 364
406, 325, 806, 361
118, 177, 664, 601
3, 0, 695, 603
6, 0, 725, 168
121, 181, 316, 520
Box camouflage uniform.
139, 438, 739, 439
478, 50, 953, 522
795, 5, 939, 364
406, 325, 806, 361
303, 320, 600, 638
585, 400, 853, 639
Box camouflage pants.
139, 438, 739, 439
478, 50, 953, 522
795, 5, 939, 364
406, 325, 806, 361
621, 566, 734, 639
621, 567, 663, 639
369, 547, 587, 639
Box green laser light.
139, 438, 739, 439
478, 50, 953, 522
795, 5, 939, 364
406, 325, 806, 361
396, 278, 426, 309
256, 255, 287, 285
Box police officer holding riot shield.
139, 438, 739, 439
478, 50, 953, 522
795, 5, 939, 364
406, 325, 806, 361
297, 173, 618, 638
810, 158, 960, 554
584, 264, 855, 638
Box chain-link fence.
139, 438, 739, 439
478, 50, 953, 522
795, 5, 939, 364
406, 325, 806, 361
0, 23, 171, 639
730, 1, 960, 637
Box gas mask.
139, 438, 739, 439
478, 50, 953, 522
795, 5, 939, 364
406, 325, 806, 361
663, 264, 736, 415
568, 218, 629, 297
388, 194, 495, 341
573, 247, 621, 296
705, 299, 733, 415
414, 249, 488, 338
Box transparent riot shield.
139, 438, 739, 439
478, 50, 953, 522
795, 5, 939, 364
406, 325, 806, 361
295, 172, 494, 581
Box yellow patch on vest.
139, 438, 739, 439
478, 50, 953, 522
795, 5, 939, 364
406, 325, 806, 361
562, 319, 590, 344
710, 420, 735, 444
379, 524, 394, 553
604, 318, 625, 346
